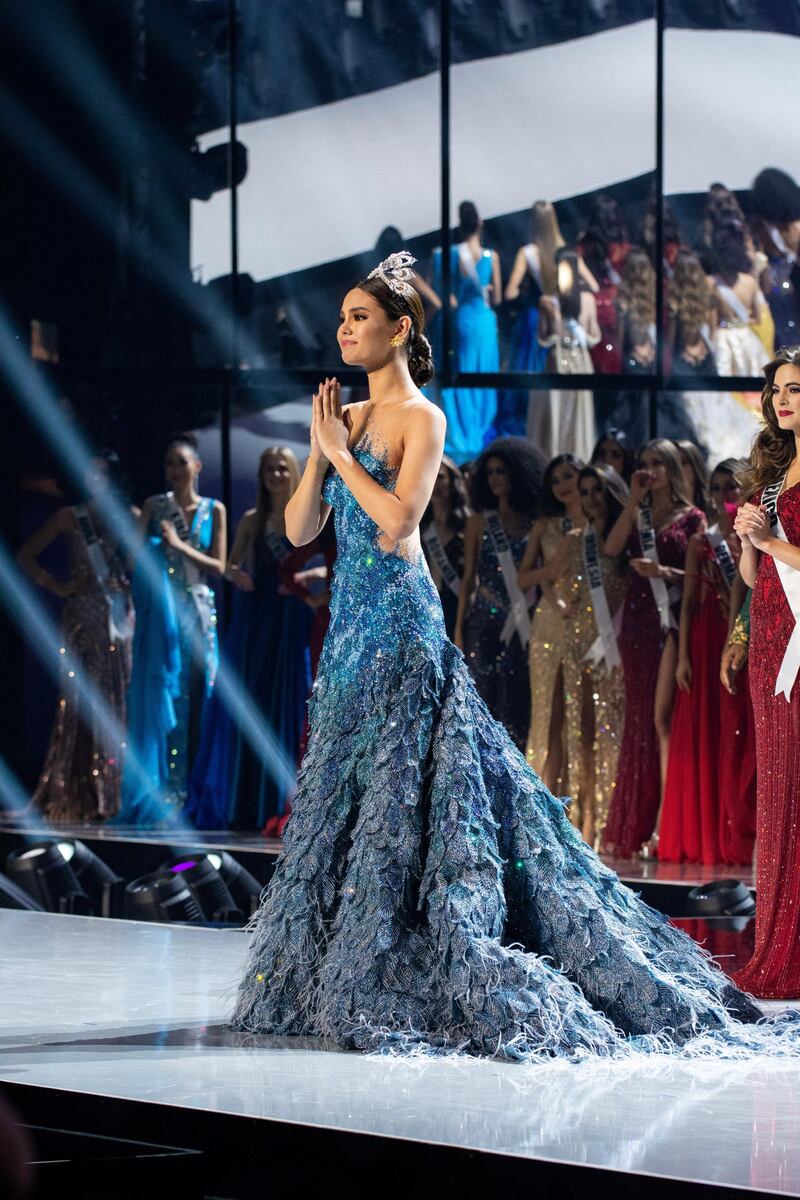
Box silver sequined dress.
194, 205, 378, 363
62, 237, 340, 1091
231, 434, 797, 1061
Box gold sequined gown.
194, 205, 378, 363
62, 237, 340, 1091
526, 518, 572, 787
32, 510, 133, 822
561, 531, 627, 846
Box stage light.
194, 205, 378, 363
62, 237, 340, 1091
5, 844, 91, 914
0, 872, 45, 911
166, 854, 244, 924
206, 851, 263, 918
686, 880, 755, 920
125, 871, 205, 924
55, 841, 124, 918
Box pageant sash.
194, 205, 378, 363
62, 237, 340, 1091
73, 504, 133, 644
715, 281, 750, 326
422, 523, 461, 598
264, 530, 291, 566
582, 524, 621, 671
762, 475, 800, 700
705, 524, 738, 590
457, 242, 491, 306
161, 493, 214, 637
637, 502, 677, 632
485, 511, 531, 648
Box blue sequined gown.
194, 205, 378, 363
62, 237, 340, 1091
232, 436, 791, 1061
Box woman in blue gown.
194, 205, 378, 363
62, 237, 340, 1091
186, 446, 316, 832
232, 252, 798, 1062
431, 201, 500, 464
116, 433, 226, 827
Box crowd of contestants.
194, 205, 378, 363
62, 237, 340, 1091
390, 165, 800, 462
18, 421, 755, 872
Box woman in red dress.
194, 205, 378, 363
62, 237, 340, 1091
660, 459, 756, 865
603, 440, 704, 858
734, 348, 800, 999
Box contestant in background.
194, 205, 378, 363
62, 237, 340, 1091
750, 168, 800, 351
710, 219, 774, 375
616, 247, 657, 375
455, 438, 542, 750
590, 427, 635, 483
187, 446, 317, 833
660, 460, 756, 866
676, 439, 711, 516
519, 454, 585, 794
531, 248, 600, 463
578, 193, 630, 374
603, 440, 704, 858
115, 432, 226, 826
561, 463, 629, 849
17, 451, 135, 823
734, 349, 800, 999
432, 200, 501, 463
421, 455, 470, 641
666, 249, 718, 378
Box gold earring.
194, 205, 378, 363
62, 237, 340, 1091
389, 334, 405, 348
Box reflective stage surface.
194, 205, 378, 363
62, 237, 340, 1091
0, 910, 798, 1194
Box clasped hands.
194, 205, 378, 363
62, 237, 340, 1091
734, 502, 773, 551
311, 378, 350, 464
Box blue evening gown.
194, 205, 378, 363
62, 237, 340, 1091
115, 497, 219, 827
232, 436, 800, 1062
431, 246, 498, 464
185, 535, 313, 831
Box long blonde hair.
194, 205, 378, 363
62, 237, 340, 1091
254, 445, 301, 536
531, 200, 565, 296
740, 347, 800, 501
639, 438, 694, 508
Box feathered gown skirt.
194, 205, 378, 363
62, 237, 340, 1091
232, 443, 795, 1062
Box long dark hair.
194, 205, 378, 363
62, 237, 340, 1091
422, 455, 470, 532
541, 453, 584, 516
582, 193, 628, 278
469, 437, 544, 520
590, 428, 636, 483
355, 273, 435, 387
458, 200, 481, 240
741, 346, 800, 501
578, 463, 629, 539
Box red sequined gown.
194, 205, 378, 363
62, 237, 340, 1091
735, 484, 800, 999
604, 508, 704, 857
660, 536, 756, 865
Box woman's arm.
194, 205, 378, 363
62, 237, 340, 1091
319, 384, 446, 544
16, 506, 75, 597
285, 385, 334, 546
225, 511, 256, 591
675, 534, 702, 691
734, 503, 766, 587
163, 501, 227, 577
578, 257, 600, 293
454, 513, 482, 649
516, 519, 569, 589
490, 251, 503, 309
504, 247, 529, 302
581, 292, 602, 347
412, 271, 442, 311
603, 469, 650, 557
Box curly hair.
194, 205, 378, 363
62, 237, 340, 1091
740, 346, 800, 501
616, 246, 656, 328
667, 249, 714, 341
422, 454, 470, 532
540, 453, 584, 516
469, 437, 544, 520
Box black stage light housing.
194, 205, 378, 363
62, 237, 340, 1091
5, 844, 91, 915
206, 851, 263, 918
125, 871, 205, 924
686, 879, 756, 920
0, 871, 45, 911
55, 841, 124, 918
166, 854, 244, 924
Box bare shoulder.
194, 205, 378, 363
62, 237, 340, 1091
405, 395, 446, 433
212, 498, 226, 514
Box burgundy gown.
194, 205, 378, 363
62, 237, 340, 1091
604, 507, 704, 858
659, 536, 756, 866
735, 483, 800, 999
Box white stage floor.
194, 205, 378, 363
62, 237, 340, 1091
1, 910, 799, 1194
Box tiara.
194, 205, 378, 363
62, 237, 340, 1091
367, 251, 417, 298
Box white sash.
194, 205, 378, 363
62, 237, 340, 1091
637, 503, 677, 632
160, 493, 214, 636
705, 525, 737, 590
485, 511, 531, 648
716, 281, 750, 326
422, 523, 461, 598
457, 242, 491, 306
523, 244, 543, 291
74, 505, 133, 644
762, 475, 800, 701
582, 525, 621, 671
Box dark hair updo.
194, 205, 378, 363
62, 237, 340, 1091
165, 430, 200, 456
458, 200, 481, 239
356, 273, 435, 388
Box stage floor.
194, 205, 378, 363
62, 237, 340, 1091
1, 911, 799, 1195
